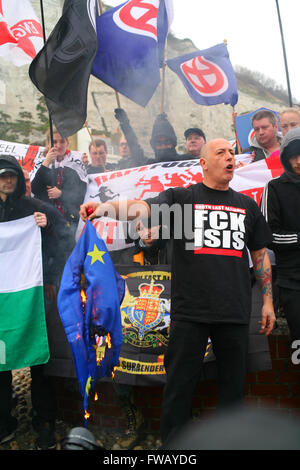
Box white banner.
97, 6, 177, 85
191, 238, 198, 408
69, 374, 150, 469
0, 139, 86, 182
0, 138, 283, 251
78, 153, 283, 251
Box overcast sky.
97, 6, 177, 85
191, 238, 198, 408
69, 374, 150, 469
107, 0, 300, 103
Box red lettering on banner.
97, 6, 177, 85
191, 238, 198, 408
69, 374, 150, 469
106, 221, 118, 244
21, 145, 40, 172
93, 220, 118, 245
118, 0, 159, 38
93, 220, 105, 238
11, 19, 42, 58
181, 56, 226, 95
240, 187, 264, 205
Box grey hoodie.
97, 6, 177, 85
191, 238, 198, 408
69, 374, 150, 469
280, 127, 300, 183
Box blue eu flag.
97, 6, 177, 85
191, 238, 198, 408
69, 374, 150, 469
57, 220, 125, 422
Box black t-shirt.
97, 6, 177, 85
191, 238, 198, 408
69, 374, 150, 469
145, 183, 273, 324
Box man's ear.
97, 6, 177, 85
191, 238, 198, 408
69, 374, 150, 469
200, 157, 208, 171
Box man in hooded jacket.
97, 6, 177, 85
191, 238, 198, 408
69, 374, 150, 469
260, 127, 300, 362
113, 108, 188, 168
0, 154, 60, 449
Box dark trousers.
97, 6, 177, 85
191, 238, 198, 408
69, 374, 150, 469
279, 287, 300, 343
161, 320, 249, 444
0, 365, 56, 426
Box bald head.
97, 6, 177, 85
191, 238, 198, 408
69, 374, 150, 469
200, 139, 231, 159
200, 139, 235, 190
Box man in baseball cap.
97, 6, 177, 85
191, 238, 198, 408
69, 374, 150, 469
183, 128, 206, 159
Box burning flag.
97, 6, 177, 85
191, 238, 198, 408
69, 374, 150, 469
57, 220, 125, 423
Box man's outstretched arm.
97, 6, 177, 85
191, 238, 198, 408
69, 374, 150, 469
250, 247, 276, 336
79, 199, 151, 223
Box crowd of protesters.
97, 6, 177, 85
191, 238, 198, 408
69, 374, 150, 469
1, 105, 300, 450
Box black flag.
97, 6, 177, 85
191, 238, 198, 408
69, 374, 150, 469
29, 0, 99, 138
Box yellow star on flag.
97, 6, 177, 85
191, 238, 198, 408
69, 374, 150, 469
87, 244, 106, 265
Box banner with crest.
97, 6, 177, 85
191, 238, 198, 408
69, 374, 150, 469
107, 265, 271, 385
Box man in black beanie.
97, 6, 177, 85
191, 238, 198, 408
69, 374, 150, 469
114, 108, 186, 166
260, 127, 300, 365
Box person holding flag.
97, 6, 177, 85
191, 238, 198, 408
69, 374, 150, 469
0, 154, 58, 449
31, 127, 87, 241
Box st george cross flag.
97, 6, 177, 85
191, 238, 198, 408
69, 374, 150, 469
0, 216, 49, 372
29, 0, 99, 138
92, 0, 173, 107
167, 43, 238, 107
235, 107, 281, 151
0, 0, 43, 66
57, 220, 125, 420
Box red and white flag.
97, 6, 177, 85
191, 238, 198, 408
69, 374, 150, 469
0, 0, 43, 66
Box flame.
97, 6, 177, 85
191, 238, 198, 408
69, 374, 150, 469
105, 333, 112, 349
80, 289, 87, 303
94, 392, 98, 401
84, 410, 90, 420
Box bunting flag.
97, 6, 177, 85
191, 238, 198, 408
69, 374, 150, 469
0, 216, 49, 372
29, 0, 99, 138
92, 0, 173, 107
166, 43, 238, 106
0, 0, 43, 66
57, 220, 125, 422
234, 107, 281, 151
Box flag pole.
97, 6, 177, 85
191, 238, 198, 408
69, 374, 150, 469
160, 42, 167, 113
223, 39, 241, 153
98, 0, 121, 108
85, 122, 106, 170
275, 0, 293, 107
39, 0, 54, 147
232, 107, 242, 154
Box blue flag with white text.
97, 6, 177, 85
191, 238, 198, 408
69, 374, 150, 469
167, 43, 238, 107
57, 220, 125, 422
92, 0, 173, 106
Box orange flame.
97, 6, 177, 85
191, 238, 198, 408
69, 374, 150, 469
84, 410, 90, 420
105, 333, 112, 349
80, 289, 87, 303
94, 392, 99, 401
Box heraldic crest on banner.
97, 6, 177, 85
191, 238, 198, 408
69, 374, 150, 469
120, 276, 171, 349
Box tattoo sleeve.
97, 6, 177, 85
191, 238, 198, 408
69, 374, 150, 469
251, 249, 273, 299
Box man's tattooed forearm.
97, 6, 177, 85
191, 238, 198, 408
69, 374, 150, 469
253, 250, 273, 298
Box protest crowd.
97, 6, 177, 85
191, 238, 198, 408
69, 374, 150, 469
1, 0, 300, 453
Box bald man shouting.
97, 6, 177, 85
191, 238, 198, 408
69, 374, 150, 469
80, 139, 275, 444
